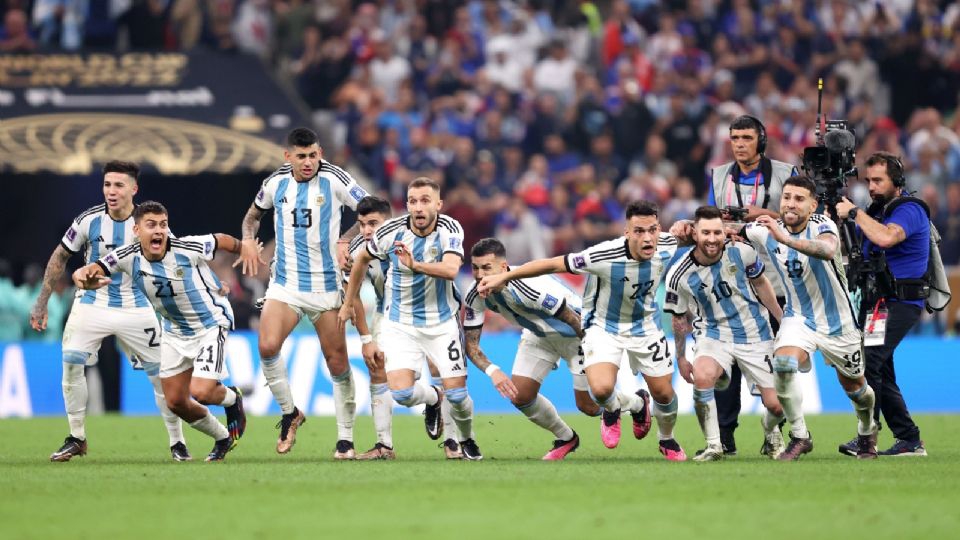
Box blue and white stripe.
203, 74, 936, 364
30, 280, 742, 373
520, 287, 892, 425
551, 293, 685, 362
464, 274, 581, 337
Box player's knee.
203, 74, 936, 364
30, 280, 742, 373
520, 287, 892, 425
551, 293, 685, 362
61, 359, 85, 381
165, 395, 189, 416
512, 387, 537, 407
445, 386, 469, 406
391, 386, 416, 407
773, 354, 799, 374
589, 383, 615, 403
258, 338, 284, 359
646, 384, 674, 405
190, 386, 216, 405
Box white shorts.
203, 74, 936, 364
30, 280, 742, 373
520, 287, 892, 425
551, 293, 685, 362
693, 337, 775, 389
513, 331, 589, 392
265, 282, 342, 323
159, 326, 230, 381
62, 303, 161, 369
581, 326, 674, 378
775, 317, 864, 378
378, 318, 464, 379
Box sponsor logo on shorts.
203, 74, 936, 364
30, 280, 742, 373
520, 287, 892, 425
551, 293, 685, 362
542, 294, 558, 310
572, 255, 586, 269
350, 185, 367, 202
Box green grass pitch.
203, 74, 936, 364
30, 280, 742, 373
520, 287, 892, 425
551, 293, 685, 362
2, 413, 958, 539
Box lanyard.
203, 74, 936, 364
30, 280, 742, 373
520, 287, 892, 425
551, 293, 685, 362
729, 169, 762, 208
867, 298, 886, 334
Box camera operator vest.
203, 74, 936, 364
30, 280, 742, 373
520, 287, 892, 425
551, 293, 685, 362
710, 157, 796, 212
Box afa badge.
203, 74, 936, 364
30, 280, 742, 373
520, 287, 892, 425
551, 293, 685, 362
428, 246, 439, 260
316, 194, 326, 206
175, 267, 185, 279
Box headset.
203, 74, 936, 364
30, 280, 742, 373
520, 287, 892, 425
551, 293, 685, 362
731, 115, 767, 156
884, 154, 906, 187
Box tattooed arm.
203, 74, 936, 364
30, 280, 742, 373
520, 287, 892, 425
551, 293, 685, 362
782, 232, 839, 261
463, 326, 518, 400
672, 313, 694, 384
554, 302, 585, 339
30, 244, 72, 332
238, 204, 267, 276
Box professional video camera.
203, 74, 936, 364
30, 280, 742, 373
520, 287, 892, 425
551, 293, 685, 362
799, 79, 891, 298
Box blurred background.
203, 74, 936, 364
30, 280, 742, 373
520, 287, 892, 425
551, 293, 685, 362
2, 0, 959, 416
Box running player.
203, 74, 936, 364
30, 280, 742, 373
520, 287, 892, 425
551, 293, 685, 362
465, 238, 601, 460
344, 196, 462, 460
338, 178, 483, 460
236, 127, 368, 456
743, 176, 879, 460
478, 201, 688, 461
71, 201, 247, 462
30, 161, 188, 462
664, 206, 785, 461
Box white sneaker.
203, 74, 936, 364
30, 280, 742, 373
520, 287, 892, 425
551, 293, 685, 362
693, 444, 724, 462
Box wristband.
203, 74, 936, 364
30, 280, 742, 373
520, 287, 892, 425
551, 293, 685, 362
359, 334, 373, 344
484, 364, 501, 377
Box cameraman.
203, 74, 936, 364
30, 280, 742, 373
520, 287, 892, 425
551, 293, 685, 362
835, 151, 927, 456
707, 115, 797, 455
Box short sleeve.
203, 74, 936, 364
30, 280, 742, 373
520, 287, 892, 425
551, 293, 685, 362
463, 287, 486, 328
663, 271, 689, 316
738, 243, 764, 279
743, 222, 769, 246
326, 162, 368, 211
887, 202, 927, 238
97, 246, 133, 276
254, 176, 276, 211
438, 221, 465, 258
344, 235, 366, 284
61, 219, 87, 254
813, 215, 839, 238
368, 224, 394, 261
181, 234, 218, 262
513, 276, 565, 317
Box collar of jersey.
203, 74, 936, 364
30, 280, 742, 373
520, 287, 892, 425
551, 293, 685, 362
689, 244, 726, 266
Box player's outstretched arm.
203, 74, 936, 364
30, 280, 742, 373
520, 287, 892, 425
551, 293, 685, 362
71, 263, 111, 291
463, 326, 518, 400
755, 215, 839, 260
29, 244, 72, 331
672, 314, 694, 384
238, 204, 267, 276
477, 256, 566, 297
338, 248, 373, 331
668, 220, 695, 246
750, 274, 783, 323
555, 304, 585, 339
214, 233, 245, 255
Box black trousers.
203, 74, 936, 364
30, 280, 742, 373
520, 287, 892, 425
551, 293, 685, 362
716, 297, 785, 433
864, 301, 922, 441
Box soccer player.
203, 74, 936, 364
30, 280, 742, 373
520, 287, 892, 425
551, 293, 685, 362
464, 238, 601, 461
29, 161, 188, 462
344, 196, 463, 460
664, 206, 785, 461
743, 176, 879, 460
338, 178, 483, 460
478, 201, 688, 461
237, 127, 368, 457
71, 201, 247, 462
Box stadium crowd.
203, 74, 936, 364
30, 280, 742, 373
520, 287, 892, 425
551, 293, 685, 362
2, 0, 960, 335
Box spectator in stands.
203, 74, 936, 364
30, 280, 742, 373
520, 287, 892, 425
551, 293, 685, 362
0, 8, 35, 52
938, 183, 960, 266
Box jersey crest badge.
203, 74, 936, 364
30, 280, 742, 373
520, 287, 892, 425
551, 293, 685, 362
315, 194, 326, 206
175, 267, 185, 279
726, 264, 738, 277
428, 246, 439, 260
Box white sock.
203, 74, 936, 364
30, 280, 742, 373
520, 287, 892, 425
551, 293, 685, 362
617, 390, 644, 414
761, 408, 785, 435
653, 396, 678, 440
370, 383, 393, 447
432, 377, 457, 439
332, 368, 356, 442
261, 354, 295, 414
693, 388, 721, 447
407, 384, 438, 407
189, 411, 229, 441
596, 392, 621, 413
62, 361, 88, 440
518, 394, 574, 441
775, 372, 808, 439
449, 394, 475, 442
848, 384, 878, 436
148, 373, 184, 445
220, 386, 237, 407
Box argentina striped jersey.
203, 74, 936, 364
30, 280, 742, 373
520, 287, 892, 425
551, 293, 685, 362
463, 273, 582, 337
347, 233, 390, 312
744, 214, 858, 336
564, 233, 679, 336
97, 235, 235, 337
663, 241, 773, 344
367, 214, 464, 327
254, 160, 368, 294
61, 204, 150, 309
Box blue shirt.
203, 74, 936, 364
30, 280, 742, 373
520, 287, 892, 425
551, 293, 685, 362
864, 199, 930, 307
707, 168, 760, 206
